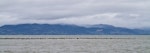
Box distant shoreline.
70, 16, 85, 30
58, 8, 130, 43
0, 37, 136, 39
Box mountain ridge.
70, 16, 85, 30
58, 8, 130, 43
0, 24, 149, 35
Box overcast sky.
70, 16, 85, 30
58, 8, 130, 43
0, 0, 150, 28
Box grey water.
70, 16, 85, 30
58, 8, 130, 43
0, 35, 150, 53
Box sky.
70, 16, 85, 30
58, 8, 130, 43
0, 0, 150, 28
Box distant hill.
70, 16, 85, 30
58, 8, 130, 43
0, 24, 149, 35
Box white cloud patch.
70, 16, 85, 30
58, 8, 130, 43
0, 0, 150, 28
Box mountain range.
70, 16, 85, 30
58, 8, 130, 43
0, 24, 149, 35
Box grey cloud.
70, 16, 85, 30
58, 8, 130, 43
0, 0, 150, 28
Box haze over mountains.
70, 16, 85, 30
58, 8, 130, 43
0, 0, 150, 35
0, 24, 149, 35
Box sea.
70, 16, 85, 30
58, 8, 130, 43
0, 35, 150, 53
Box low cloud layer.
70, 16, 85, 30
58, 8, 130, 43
0, 0, 150, 28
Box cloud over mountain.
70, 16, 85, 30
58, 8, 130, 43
0, 0, 150, 28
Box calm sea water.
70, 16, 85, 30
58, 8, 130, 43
0, 35, 150, 53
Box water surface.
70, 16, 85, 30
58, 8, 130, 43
0, 35, 150, 53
